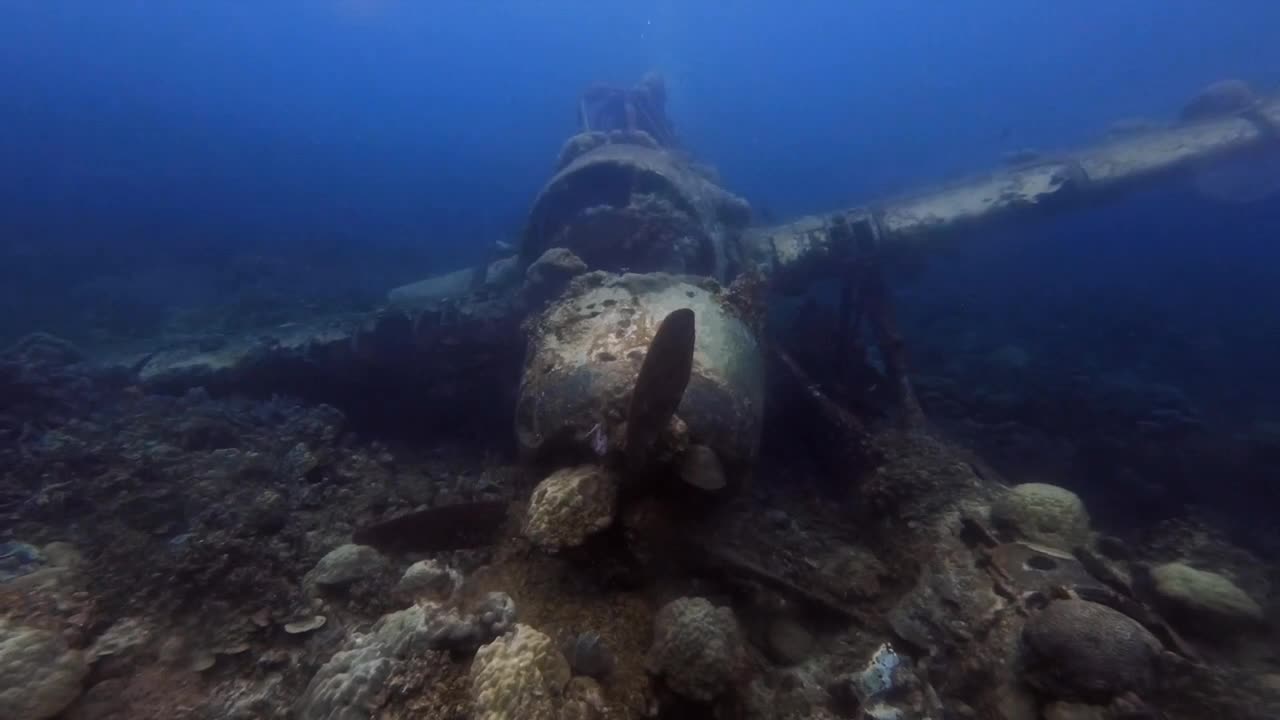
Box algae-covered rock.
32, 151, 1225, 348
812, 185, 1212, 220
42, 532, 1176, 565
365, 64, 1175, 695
523, 465, 619, 552
470, 624, 571, 720
0, 620, 89, 720
991, 483, 1090, 551
1022, 599, 1160, 702
646, 596, 746, 702
524, 247, 589, 305
889, 548, 1000, 651
308, 543, 385, 588
1150, 562, 1264, 628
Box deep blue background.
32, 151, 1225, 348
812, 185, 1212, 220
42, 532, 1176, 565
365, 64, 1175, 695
2, 1, 1279, 388
4, 2, 1277, 265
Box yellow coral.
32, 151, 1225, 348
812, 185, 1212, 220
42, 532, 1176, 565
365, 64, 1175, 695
523, 465, 618, 552
470, 624, 571, 720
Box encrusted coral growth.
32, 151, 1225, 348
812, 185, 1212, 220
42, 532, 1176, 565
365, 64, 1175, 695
298, 604, 444, 719
523, 465, 619, 552
646, 597, 746, 703
470, 623, 571, 720
397, 558, 463, 601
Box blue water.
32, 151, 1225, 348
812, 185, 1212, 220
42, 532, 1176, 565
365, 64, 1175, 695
4, 7, 1280, 713
5, 2, 1277, 267
3, 1, 1280, 424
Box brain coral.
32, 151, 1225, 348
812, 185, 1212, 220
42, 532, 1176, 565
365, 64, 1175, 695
1150, 562, 1264, 627
1022, 599, 1160, 702
992, 482, 1091, 550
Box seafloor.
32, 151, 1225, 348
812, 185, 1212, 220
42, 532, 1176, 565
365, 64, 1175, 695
1, 300, 1278, 720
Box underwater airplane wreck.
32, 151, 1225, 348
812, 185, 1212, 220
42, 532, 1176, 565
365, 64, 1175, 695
17, 77, 1275, 719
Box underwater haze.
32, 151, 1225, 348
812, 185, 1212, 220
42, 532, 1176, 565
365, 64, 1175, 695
4, 3, 1280, 718
3, 1, 1280, 339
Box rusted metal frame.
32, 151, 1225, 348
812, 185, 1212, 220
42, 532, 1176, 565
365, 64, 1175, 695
827, 210, 926, 428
